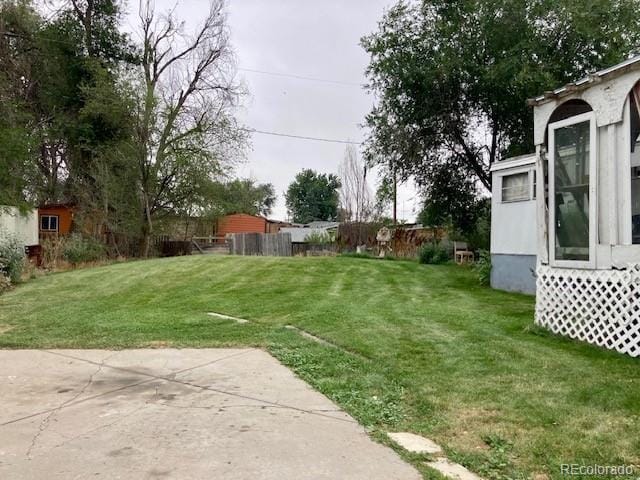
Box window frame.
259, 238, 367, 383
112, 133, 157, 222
548, 111, 597, 269
500, 171, 531, 203
40, 214, 59, 233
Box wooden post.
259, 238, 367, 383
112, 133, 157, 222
535, 144, 549, 265
608, 124, 618, 245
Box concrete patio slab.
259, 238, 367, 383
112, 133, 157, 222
0, 349, 420, 480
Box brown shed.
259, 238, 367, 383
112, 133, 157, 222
38, 204, 74, 236
216, 214, 289, 237
216, 214, 268, 237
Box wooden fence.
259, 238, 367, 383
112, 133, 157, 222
228, 233, 292, 256
336, 222, 447, 258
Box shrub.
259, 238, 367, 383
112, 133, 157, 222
63, 235, 106, 266
40, 235, 67, 269
304, 231, 333, 244
0, 273, 12, 293
475, 249, 491, 286
418, 242, 450, 265
0, 231, 26, 283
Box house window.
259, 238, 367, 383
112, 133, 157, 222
501, 172, 530, 202
40, 215, 59, 232
548, 111, 596, 268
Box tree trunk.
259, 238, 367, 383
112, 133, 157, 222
392, 170, 397, 225
140, 194, 153, 257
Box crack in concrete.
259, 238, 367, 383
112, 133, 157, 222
40, 350, 358, 425
1, 350, 253, 429
25, 352, 119, 459
48, 403, 149, 452
153, 402, 342, 415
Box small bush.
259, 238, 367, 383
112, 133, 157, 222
304, 231, 333, 244
63, 235, 106, 266
40, 236, 67, 269
418, 242, 450, 265
475, 249, 491, 286
0, 273, 12, 293
0, 231, 26, 283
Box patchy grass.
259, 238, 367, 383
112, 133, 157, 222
0, 255, 638, 479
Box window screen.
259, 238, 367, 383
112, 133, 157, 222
553, 120, 590, 262
501, 172, 530, 202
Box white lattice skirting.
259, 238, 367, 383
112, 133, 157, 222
536, 265, 640, 357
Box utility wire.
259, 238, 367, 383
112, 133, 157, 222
2, 32, 364, 88
1, 32, 364, 145
242, 128, 362, 145
238, 67, 363, 87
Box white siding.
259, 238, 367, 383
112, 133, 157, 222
0, 207, 38, 246
490, 160, 537, 256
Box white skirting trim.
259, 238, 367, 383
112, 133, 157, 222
535, 265, 640, 357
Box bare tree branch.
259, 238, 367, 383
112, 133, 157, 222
133, 0, 246, 256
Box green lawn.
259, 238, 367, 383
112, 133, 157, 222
0, 255, 638, 479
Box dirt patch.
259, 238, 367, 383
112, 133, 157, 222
443, 406, 502, 452
0, 325, 14, 335
533, 473, 550, 480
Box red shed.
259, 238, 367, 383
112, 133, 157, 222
216, 214, 268, 237
216, 214, 290, 238
38, 204, 74, 236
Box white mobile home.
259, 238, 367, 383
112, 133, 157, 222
490, 154, 537, 294
0, 207, 38, 248
529, 56, 640, 357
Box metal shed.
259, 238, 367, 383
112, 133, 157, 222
0, 207, 38, 248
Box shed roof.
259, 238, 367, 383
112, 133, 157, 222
527, 55, 640, 106
306, 221, 339, 229
490, 153, 536, 172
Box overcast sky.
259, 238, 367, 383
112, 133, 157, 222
124, 0, 420, 221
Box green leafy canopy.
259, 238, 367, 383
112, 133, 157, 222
362, 0, 640, 190
285, 169, 341, 223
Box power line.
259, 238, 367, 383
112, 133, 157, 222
1, 32, 365, 146
243, 128, 362, 145
1, 32, 364, 88
238, 67, 363, 87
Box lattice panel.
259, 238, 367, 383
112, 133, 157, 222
535, 265, 640, 357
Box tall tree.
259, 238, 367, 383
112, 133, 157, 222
285, 169, 341, 223
213, 179, 276, 217
0, 0, 136, 209
417, 159, 478, 233
362, 0, 640, 190
0, 0, 40, 207
338, 145, 373, 222
135, 0, 246, 255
